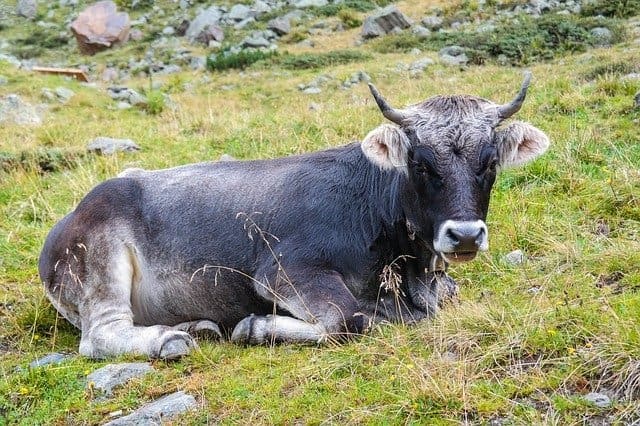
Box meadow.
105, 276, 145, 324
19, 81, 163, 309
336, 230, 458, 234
1, 0, 640, 424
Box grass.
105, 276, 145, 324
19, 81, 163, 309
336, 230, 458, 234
1, 0, 640, 424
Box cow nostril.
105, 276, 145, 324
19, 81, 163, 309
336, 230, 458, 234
474, 228, 485, 245
446, 228, 460, 245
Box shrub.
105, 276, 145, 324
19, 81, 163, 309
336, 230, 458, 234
316, 0, 393, 16
338, 9, 362, 29
207, 49, 277, 72
276, 50, 371, 70
581, 0, 640, 18
10, 29, 68, 58
0, 149, 82, 174
145, 90, 165, 115
373, 14, 626, 66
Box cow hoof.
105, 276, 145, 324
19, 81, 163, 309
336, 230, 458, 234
158, 331, 195, 359
173, 320, 222, 341
230, 315, 257, 345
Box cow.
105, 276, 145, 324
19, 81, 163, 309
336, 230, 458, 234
39, 73, 549, 359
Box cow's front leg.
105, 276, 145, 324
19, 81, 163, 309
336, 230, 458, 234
231, 266, 364, 345
406, 271, 459, 317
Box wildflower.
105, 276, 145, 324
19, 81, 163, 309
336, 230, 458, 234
19, 387, 29, 395
567, 347, 576, 355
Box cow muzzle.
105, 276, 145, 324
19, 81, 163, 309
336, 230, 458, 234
433, 220, 489, 263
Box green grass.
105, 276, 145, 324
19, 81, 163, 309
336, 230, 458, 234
1, 0, 640, 424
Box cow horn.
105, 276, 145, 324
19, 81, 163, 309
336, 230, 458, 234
497, 71, 532, 120
368, 83, 409, 125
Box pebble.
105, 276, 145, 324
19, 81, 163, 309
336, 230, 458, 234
86, 362, 154, 397
104, 391, 197, 425
583, 392, 612, 408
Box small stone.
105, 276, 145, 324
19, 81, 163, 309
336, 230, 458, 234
219, 154, 236, 162
0, 75, 8, 85
409, 57, 434, 73
228, 4, 253, 21
54, 87, 75, 103
0, 94, 42, 126
41, 88, 56, 102
104, 391, 196, 425
29, 352, 71, 368
17, 0, 38, 19
86, 363, 153, 397
590, 27, 613, 47
421, 15, 443, 31
129, 28, 143, 41
583, 392, 611, 408
116, 101, 132, 109
162, 26, 175, 35
268, 17, 290, 36
242, 35, 270, 48
504, 249, 525, 265
634, 91, 640, 108
87, 137, 140, 155
293, 0, 327, 8
439, 45, 468, 66
411, 25, 430, 39
303, 87, 322, 94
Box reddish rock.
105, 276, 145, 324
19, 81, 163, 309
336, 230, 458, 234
70, 1, 130, 55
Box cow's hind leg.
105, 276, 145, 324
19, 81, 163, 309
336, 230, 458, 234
231, 266, 364, 345
76, 242, 196, 359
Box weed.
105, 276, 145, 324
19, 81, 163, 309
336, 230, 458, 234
207, 49, 277, 71
315, 0, 393, 16
275, 49, 371, 70
337, 9, 362, 29
144, 90, 166, 115
581, 0, 640, 18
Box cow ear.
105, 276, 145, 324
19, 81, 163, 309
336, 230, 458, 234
361, 124, 410, 172
495, 121, 550, 169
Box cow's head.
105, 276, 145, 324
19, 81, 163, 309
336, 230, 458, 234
362, 73, 549, 264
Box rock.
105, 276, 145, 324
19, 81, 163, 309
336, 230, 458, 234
190, 56, 206, 70
439, 45, 468, 66
361, 5, 412, 39
54, 87, 75, 103
41, 88, 56, 102
194, 24, 224, 45
293, 0, 327, 8
421, 15, 443, 31
268, 17, 291, 36
635, 91, 640, 108
101, 67, 119, 82
303, 87, 322, 94
242, 34, 270, 48
583, 392, 611, 408
590, 27, 613, 47
0, 94, 42, 126
0, 75, 7, 85
71, 1, 130, 55
162, 26, 175, 35
87, 363, 153, 397
107, 87, 147, 106
87, 137, 140, 155
409, 57, 434, 75
128, 28, 143, 41
175, 19, 190, 36
186, 6, 222, 43
219, 154, 236, 162
17, 0, 37, 19
342, 71, 370, 89
0, 54, 22, 68
228, 4, 253, 21
104, 391, 197, 426
116, 101, 132, 109
504, 249, 525, 265
230, 15, 253, 28
29, 352, 71, 368
411, 25, 431, 39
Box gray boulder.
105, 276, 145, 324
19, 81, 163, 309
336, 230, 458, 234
439, 45, 468, 66
504, 249, 525, 265
194, 24, 224, 45
293, 0, 328, 8
590, 27, 613, 47
228, 4, 253, 21
17, 0, 37, 19
86, 363, 154, 397
104, 391, 197, 426
242, 33, 271, 48
29, 352, 72, 368
107, 87, 147, 106
0, 94, 42, 126
268, 17, 291, 36
87, 137, 141, 155
421, 15, 443, 31
362, 5, 411, 39
186, 6, 222, 43
583, 392, 612, 408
